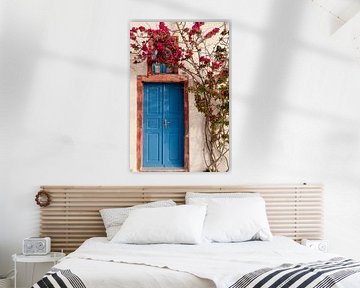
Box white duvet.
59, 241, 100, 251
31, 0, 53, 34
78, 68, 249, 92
54, 237, 360, 288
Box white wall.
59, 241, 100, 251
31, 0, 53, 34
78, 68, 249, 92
1, 0, 360, 285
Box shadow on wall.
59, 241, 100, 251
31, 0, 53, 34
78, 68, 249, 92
0, 2, 46, 276
239, 0, 305, 166
133, 0, 357, 168
0, 2, 45, 278
133, 0, 360, 259
0, 0, 129, 278
0, 2, 127, 139
0, 1, 44, 135
134, 0, 356, 63
132, 0, 306, 167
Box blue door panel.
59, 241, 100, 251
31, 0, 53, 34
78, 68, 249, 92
147, 89, 161, 114
168, 133, 181, 160
143, 84, 163, 167
168, 91, 183, 114
163, 83, 184, 167
147, 133, 162, 161
143, 83, 184, 169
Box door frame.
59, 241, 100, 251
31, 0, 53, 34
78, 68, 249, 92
136, 74, 189, 172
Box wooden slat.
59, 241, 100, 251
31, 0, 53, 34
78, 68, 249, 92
39, 184, 323, 253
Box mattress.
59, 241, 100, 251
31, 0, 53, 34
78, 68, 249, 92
35, 237, 360, 288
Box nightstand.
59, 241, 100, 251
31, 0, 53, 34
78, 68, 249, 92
301, 239, 328, 252
12, 252, 65, 288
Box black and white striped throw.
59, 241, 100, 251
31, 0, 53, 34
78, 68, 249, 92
229, 257, 360, 288
32, 268, 86, 288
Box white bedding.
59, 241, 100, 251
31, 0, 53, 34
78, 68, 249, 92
53, 237, 360, 288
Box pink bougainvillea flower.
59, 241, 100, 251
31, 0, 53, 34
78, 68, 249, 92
141, 44, 148, 51
211, 61, 222, 70
159, 22, 169, 32
156, 43, 165, 52
190, 22, 205, 35
199, 56, 211, 64
204, 27, 220, 39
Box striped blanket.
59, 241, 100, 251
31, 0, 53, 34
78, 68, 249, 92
32, 268, 86, 288
230, 257, 360, 288
32, 258, 360, 288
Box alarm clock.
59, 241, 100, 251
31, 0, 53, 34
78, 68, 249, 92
23, 237, 51, 255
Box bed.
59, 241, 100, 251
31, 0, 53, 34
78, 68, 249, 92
33, 185, 360, 288
33, 236, 360, 288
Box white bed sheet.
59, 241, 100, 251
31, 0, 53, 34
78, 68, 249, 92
55, 258, 214, 288
55, 237, 214, 288
54, 236, 360, 288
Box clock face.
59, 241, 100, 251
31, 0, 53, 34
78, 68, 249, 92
23, 238, 50, 255
36, 241, 45, 250
318, 242, 327, 252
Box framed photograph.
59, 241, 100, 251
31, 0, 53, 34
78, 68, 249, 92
130, 21, 230, 172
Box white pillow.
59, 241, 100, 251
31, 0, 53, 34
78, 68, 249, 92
202, 197, 272, 243
100, 200, 176, 240
186, 192, 259, 204
111, 205, 207, 244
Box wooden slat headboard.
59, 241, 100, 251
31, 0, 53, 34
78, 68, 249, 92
39, 184, 323, 253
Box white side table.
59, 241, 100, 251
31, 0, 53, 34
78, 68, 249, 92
12, 252, 65, 288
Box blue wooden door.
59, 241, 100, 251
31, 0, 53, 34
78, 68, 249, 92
143, 83, 184, 168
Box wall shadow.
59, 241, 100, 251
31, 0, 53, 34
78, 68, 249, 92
238, 0, 305, 166
0, 2, 43, 136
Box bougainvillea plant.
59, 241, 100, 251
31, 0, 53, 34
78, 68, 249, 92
130, 22, 229, 172
130, 22, 182, 66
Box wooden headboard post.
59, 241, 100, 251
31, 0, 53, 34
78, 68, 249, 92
39, 184, 323, 253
